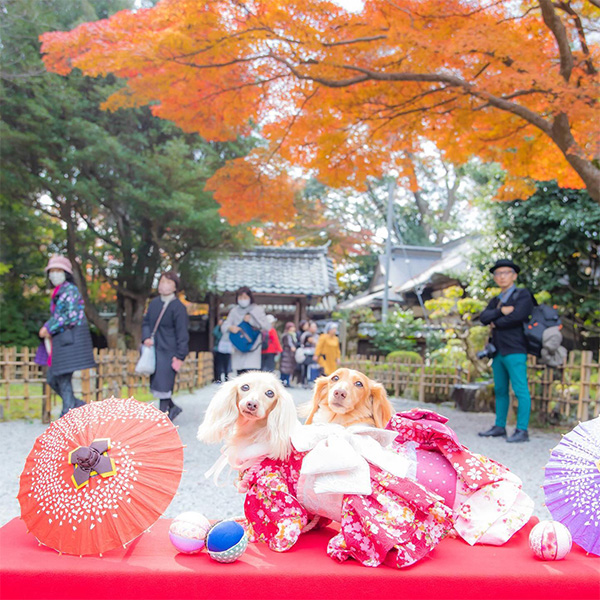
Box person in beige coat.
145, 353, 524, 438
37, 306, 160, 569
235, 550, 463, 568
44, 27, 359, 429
222, 287, 271, 375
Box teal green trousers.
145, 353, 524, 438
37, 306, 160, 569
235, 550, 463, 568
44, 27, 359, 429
491, 353, 531, 430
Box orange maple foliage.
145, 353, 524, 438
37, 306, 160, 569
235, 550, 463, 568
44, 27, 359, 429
40, 0, 600, 222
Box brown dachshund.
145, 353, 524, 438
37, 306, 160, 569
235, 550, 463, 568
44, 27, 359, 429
304, 368, 393, 428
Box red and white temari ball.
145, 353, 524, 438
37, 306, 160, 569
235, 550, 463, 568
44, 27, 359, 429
169, 512, 211, 554
529, 520, 572, 560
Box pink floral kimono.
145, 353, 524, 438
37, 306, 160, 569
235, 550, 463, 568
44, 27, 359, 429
242, 445, 454, 568
386, 409, 534, 546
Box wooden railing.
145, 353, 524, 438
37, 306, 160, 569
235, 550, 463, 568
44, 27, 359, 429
341, 354, 471, 404
342, 351, 599, 424
0, 347, 213, 422
3, 346, 597, 425
526, 351, 599, 422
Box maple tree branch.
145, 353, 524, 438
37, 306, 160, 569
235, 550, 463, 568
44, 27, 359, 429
166, 27, 274, 61
538, 0, 574, 81
497, 6, 538, 23
327, 64, 553, 133
474, 121, 530, 143
275, 54, 555, 135
554, 1, 598, 75
365, 85, 458, 120
269, 87, 319, 158
472, 62, 492, 80
384, 96, 458, 121
472, 88, 553, 110
322, 36, 388, 47
585, 0, 600, 9
385, 0, 506, 19
76, 213, 121, 250
169, 53, 270, 70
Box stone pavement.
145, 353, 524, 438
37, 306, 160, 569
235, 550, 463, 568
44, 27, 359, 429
0, 382, 563, 526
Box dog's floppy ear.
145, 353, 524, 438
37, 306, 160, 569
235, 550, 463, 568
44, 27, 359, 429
370, 380, 394, 429
266, 380, 299, 460
197, 380, 239, 443
304, 375, 329, 424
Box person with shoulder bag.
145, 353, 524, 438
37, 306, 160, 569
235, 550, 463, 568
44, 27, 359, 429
222, 286, 271, 375
38, 255, 97, 418
141, 271, 189, 421
478, 259, 534, 443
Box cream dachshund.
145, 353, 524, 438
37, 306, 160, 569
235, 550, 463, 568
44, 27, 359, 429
304, 367, 394, 428
197, 371, 300, 469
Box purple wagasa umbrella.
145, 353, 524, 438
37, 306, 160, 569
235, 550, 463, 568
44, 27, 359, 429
543, 416, 600, 556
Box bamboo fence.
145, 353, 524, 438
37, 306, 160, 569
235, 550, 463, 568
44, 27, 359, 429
2, 346, 598, 425
342, 351, 599, 423
0, 347, 213, 423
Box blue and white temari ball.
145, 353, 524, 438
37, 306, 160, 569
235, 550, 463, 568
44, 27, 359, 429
169, 512, 211, 554
206, 520, 248, 563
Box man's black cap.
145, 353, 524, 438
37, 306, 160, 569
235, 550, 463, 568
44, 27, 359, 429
490, 258, 520, 274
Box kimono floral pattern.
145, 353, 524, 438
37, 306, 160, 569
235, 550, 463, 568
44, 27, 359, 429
44, 282, 86, 335
386, 408, 533, 546
242, 450, 453, 568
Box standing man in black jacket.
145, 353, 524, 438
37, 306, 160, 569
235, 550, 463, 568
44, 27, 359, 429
478, 259, 534, 443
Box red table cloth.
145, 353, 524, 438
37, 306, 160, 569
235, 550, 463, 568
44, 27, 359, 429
0, 517, 597, 600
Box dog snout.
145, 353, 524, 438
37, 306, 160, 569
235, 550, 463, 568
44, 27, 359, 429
244, 399, 258, 412
332, 387, 347, 402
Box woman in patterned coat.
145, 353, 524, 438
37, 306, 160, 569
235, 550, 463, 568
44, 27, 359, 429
38, 255, 96, 417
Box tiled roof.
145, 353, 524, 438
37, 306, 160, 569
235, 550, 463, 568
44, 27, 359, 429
213, 246, 338, 296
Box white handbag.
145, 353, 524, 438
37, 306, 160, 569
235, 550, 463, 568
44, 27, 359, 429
135, 300, 170, 375
134, 344, 156, 375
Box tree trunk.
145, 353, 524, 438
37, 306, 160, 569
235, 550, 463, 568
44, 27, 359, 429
121, 293, 148, 349
458, 329, 489, 379
550, 113, 600, 203
61, 201, 109, 339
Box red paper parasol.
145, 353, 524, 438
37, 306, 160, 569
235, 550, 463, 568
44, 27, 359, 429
18, 397, 184, 556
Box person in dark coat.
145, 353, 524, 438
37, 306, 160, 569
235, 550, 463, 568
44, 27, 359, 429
38, 255, 97, 418
279, 321, 297, 387
142, 271, 189, 421
212, 317, 231, 383
478, 259, 534, 443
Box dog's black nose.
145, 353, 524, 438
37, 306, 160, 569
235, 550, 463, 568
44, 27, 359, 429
245, 400, 258, 412
332, 388, 347, 401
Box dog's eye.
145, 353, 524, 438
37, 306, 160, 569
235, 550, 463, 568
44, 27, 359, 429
354, 381, 364, 387
265, 390, 274, 398
240, 384, 250, 391
331, 375, 339, 381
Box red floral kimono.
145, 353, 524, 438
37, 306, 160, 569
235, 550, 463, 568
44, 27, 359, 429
241, 435, 453, 568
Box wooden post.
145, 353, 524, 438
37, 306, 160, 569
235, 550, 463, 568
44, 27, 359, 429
22, 347, 30, 415
393, 363, 400, 397
418, 361, 425, 403
97, 349, 105, 402
81, 369, 91, 404
578, 351, 592, 421
42, 383, 52, 424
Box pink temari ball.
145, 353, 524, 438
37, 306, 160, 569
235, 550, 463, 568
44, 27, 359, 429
169, 512, 211, 554
529, 520, 572, 560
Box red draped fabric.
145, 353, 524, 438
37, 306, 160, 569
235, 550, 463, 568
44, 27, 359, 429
0, 517, 597, 600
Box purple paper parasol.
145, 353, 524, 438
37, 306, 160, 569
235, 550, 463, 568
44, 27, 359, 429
543, 416, 600, 556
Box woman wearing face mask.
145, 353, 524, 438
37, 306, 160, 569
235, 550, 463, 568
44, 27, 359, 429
38, 255, 97, 418
142, 271, 189, 421
222, 286, 270, 375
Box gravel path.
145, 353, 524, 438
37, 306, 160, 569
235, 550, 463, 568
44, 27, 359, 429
0, 383, 562, 526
